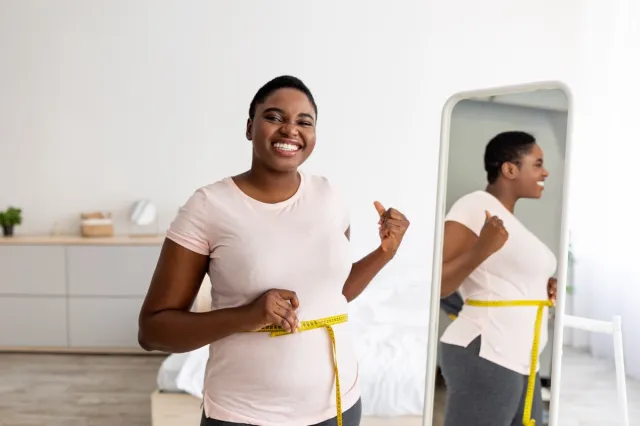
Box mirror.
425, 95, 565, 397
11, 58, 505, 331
423, 82, 573, 426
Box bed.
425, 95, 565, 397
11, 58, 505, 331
150, 279, 429, 426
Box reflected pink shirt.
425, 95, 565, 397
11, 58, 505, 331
440, 191, 557, 375
166, 171, 360, 425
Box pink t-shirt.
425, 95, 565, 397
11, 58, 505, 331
440, 191, 557, 375
166, 171, 360, 425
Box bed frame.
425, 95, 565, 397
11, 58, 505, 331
151, 390, 201, 426
150, 389, 422, 426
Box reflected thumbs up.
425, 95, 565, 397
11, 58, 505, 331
476, 210, 509, 257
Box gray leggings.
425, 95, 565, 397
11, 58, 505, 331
200, 398, 362, 426
439, 336, 543, 426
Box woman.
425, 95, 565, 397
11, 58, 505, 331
438, 131, 558, 426
137, 75, 410, 426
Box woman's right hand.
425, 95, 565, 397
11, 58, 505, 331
474, 210, 509, 257
245, 289, 300, 333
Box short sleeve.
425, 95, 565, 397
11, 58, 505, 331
444, 192, 487, 236
166, 188, 213, 256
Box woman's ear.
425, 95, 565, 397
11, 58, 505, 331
500, 162, 519, 180
245, 118, 253, 141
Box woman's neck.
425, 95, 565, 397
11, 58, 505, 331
485, 183, 518, 213
235, 162, 301, 203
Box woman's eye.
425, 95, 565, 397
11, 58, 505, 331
298, 121, 313, 127
265, 115, 282, 122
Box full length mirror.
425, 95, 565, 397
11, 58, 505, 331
424, 83, 572, 426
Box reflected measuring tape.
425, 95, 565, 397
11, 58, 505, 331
462, 299, 554, 426
253, 313, 348, 426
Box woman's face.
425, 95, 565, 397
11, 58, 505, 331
514, 143, 549, 198
246, 88, 317, 173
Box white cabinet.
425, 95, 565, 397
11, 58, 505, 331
0, 296, 67, 347
68, 297, 146, 348
67, 246, 160, 297
0, 236, 164, 353
0, 246, 66, 295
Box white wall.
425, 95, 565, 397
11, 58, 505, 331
2, 0, 636, 376
565, 0, 640, 379
0, 0, 428, 277
0, 0, 590, 279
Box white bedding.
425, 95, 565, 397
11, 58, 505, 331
157, 282, 430, 416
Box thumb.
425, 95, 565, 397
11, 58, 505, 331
374, 201, 386, 217
485, 210, 492, 222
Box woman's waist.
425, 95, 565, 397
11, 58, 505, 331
444, 312, 548, 349
451, 309, 548, 329
210, 319, 354, 356
205, 324, 358, 392
459, 303, 548, 327
459, 287, 549, 303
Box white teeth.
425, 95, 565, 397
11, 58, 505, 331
273, 143, 300, 152
537, 181, 545, 187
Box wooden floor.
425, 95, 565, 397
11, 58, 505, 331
0, 353, 163, 426
0, 348, 638, 426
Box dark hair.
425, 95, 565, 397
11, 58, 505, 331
248, 75, 318, 120
484, 131, 536, 184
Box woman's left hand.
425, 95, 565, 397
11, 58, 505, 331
547, 277, 557, 304
374, 201, 410, 257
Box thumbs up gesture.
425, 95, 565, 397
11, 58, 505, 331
475, 210, 509, 257
374, 201, 410, 257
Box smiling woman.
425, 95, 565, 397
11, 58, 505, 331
437, 130, 557, 426
137, 75, 410, 426
241, 77, 318, 187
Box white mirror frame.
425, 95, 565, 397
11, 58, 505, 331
422, 80, 575, 426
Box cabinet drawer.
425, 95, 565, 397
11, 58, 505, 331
0, 246, 66, 295
67, 246, 161, 296
68, 297, 144, 348
0, 296, 67, 347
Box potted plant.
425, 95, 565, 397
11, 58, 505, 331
0, 206, 22, 237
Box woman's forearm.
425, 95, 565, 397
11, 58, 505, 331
440, 245, 489, 297
342, 247, 393, 302
138, 306, 254, 353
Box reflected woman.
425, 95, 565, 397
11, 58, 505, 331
438, 131, 557, 426
137, 75, 410, 426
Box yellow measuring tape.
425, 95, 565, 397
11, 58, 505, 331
253, 313, 348, 426
463, 299, 553, 426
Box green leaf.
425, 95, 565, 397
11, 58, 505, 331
0, 207, 22, 227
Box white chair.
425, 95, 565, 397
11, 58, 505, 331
562, 314, 629, 426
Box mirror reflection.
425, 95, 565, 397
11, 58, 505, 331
432, 87, 569, 426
